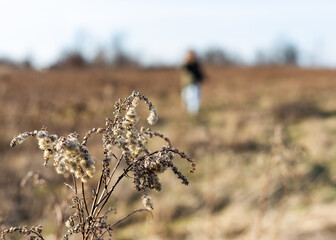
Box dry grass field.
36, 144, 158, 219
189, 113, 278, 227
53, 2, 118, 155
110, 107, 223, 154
2, 66, 336, 239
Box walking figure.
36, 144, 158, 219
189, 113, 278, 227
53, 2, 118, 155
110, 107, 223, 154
181, 50, 204, 115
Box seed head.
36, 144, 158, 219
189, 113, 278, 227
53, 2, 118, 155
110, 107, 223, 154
142, 194, 154, 210
147, 108, 158, 125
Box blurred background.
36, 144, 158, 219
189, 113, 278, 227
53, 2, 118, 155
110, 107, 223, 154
2, 1, 336, 239
1, 0, 336, 68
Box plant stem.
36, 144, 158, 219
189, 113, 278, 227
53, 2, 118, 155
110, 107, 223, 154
82, 182, 89, 216
95, 165, 133, 217
92, 155, 123, 216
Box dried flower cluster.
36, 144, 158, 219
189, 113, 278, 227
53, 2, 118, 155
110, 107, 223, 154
95, 91, 195, 193
7, 91, 195, 240
1, 226, 43, 240
10, 130, 95, 182
142, 193, 154, 211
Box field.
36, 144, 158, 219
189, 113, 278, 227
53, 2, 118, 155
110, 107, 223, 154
2, 66, 336, 239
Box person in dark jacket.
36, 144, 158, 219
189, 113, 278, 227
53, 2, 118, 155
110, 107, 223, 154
181, 50, 204, 114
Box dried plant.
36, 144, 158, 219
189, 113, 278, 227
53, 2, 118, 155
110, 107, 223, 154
252, 124, 306, 240
2, 91, 195, 240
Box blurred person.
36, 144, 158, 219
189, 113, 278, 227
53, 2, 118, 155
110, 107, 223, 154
180, 50, 205, 115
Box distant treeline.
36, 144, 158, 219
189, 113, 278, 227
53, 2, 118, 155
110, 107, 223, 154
0, 39, 300, 69
48, 40, 300, 68
201, 42, 299, 67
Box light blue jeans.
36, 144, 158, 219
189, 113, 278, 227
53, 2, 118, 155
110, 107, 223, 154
181, 83, 201, 115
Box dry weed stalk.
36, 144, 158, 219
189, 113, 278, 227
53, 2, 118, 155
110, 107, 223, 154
1, 91, 195, 240
252, 124, 305, 240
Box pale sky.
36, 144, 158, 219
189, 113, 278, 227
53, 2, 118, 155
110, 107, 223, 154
0, 0, 335, 67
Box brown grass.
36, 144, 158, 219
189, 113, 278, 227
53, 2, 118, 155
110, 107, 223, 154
2, 66, 336, 239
